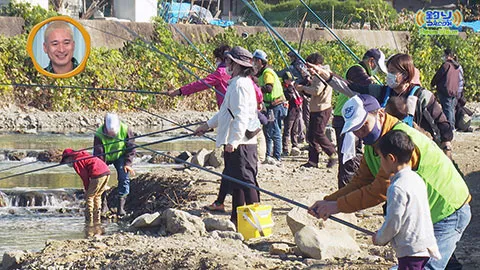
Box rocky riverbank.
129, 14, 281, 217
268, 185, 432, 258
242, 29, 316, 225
1, 105, 480, 269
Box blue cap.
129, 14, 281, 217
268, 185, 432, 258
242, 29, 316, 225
252, 49, 268, 61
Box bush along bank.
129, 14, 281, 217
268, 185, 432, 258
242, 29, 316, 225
0, 16, 479, 112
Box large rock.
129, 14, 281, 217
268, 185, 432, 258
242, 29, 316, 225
2, 250, 28, 269
294, 226, 360, 260
162, 208, 206, 236
286, 193, 357, 238
191, 148, 210, 167
206, 147, 223, 168
130, 212, 162, 228
203, 217, 236, 232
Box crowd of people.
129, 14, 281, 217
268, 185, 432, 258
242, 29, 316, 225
61, 43, 472, 270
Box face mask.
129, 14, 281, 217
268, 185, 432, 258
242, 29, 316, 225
362, 120, 382, 145
441, 56, 446, 62
386, 72, 400, 88
372, 65, 379, 75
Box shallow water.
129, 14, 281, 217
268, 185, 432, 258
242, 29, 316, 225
0, 131, 215, 256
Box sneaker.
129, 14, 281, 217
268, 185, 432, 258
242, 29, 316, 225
300, 161, 318, 168
204, 202, 225, 212
281, 151, 289, 157
290, 147, 301, 156
326, 157, 338, 168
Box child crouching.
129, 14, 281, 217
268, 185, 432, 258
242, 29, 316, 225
60, 148, 111, 224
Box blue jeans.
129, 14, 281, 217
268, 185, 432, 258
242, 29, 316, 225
110, 156, 130, 197
425, 204, 471, 270
438, 94, 456, 130
264, 105, 285, 160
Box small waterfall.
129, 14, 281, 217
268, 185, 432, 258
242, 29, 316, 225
0, 188, 83, 208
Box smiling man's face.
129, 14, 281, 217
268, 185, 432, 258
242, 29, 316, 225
43, 28, 75, 73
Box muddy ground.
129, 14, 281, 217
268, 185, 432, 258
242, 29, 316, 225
2, 106, 480, 270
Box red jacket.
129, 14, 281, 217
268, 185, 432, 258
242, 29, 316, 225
71, 151, 111, 190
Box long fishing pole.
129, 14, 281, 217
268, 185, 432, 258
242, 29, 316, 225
109, 95, 216, 142
250, 0, 289, 69
114, 21, 225, 99
0, 133, 194, 181
296, 0, 382, 84
83, 23, 213, 74
138, 144, 374, 235
240, 0, 326, 84
2, 83, 169, 96
171, 24, 216, 71
0, 122, 205, 174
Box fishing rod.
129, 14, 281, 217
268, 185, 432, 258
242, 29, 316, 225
296, 0, 383, 84
138, 144, 375, 236
241, 0, 327, 84
108, 95, 216, 142
2, 83, 169, 96
83, 23, 213, 74
251, 0, 289, 69
0, 122, 205, 174
171, 23, 216, 71
113, 21, 226, 99
0, 133, 194, 182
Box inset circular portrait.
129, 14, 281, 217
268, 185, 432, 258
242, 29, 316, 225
27, 16, 91, 78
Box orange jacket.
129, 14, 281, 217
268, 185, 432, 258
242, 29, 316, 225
324, 114, 420, 212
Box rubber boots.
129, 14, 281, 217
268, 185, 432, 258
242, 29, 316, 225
118, 196, 127, 216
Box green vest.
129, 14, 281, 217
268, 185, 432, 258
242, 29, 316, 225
96, 122, 129, 163
258, 67, 284, 105
364, 122, 469, 223
334, 63, 366, 116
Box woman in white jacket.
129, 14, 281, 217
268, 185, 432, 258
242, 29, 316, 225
195, 46, 260, 223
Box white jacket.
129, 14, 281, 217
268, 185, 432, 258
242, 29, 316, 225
207, 75, 258, 148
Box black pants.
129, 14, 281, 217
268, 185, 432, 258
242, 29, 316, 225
282, 106, 302, 152
308, 109, 336, 164
222, 144, 260, 223
332, 116, 362, 189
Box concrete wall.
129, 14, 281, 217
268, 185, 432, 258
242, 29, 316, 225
170, 24, 410, 52
0, 16, 409, 51
0, 16, 24, 37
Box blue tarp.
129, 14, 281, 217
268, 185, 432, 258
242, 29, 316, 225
160, 2, 234, 27
460, 21, 480, 32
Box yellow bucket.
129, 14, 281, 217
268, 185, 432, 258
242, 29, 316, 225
237, 203, 274, 240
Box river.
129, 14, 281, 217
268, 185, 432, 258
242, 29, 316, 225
0, 131, 215, 256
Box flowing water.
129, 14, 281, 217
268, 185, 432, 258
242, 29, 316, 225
0, 131, 215, 257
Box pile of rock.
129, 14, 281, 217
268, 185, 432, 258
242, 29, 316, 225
130, 209, 242, 241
